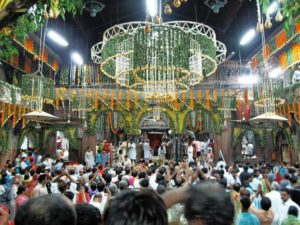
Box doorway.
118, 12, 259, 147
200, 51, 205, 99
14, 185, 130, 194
147, 132, 163, 156
281, 144, 291, 163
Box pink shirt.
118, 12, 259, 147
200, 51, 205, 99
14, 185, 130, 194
15, 194, 29, 210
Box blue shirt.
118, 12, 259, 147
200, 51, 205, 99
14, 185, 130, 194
96, 153, 102, 164
238, 212, 260, 225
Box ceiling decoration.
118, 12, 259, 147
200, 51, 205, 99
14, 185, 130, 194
91, 22, 226, 103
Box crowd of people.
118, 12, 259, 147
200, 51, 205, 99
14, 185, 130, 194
0, 144, 300, 225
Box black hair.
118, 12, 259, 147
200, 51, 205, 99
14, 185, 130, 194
75, 204, 102, 225
64, 191, 75, 201
125, 168, 131, 175
289, 176, 298, 185
140, 178, 149, 188
97, 182, 105, 192
156, 185, 166, 195
15, 194, 76, 225
29, 169, 35, 177
288, 206, 299, 217
232, 183, 241, 192
58, 180, 67, 194
115, 167, 123, 175
281, 187, 291, 195
184, 183, 234, 225
90, 182, 97, 191
103, 173, 112, 184
17, 185, 27, 195
139, 172, 146, 179
38, 174, 47, 183
240, 197, 251, 211
202, 168, 208, 174
159, 167, 166, 175
261, 197, 272, 211
132, 170, 138, 177
156, 174, 164, 183
103, 189, 168, 225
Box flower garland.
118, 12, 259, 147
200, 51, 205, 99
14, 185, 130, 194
94, 90, 99, 110
189, 91, 194, 110
87, 64, 91, 85
1, 102, 5, 126
206, 90, 210, 110
108, 111, 119, 134
279, 44, 300, 70
110, 91, 114, 110
213, 90, 218, 102
198, 91, 202, 103
12, 104, 16, 128
244, 88, 249, 106
22, 107, 26, 128
97, 64, 101, 84
134, 92, 139, 105
126, 91, 130, 110
174, 92, 179, 111
298, 101, 300, 122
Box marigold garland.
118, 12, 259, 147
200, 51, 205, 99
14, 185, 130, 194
126, 91, 130, 110
134, 92, 139, 105
275, 31, 287, 49
205, 90, 210, 110
279, 52, 288, 69
87, 64, 91, 85
94, 90, 99, 110
189, 92, 194, 110
174, 92, 179, 110
292, 44, 300, 63
55, 89, 59, 108
298, 101, 300, 122
13, 104, 16, 128
263, 44, 270, 59
22, 107, 26, 128
77, 66, 81, 85
1, 102, 5, 126
198, 91, 202, 103
244, 88, 249, 106
213, 90, 218, 102
110, 91, 114, 110
7, 103, 11, 118
108, 111, 119, 134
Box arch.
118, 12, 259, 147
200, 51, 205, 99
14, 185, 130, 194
232, 126, 266, 150
18, 127, 39, 149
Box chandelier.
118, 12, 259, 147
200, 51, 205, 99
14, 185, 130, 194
91, 21, 226, 102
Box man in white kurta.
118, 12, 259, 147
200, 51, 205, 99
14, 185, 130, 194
128, 140, 137, 162
85, 147, 95, 168
143, 140, 152, 162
